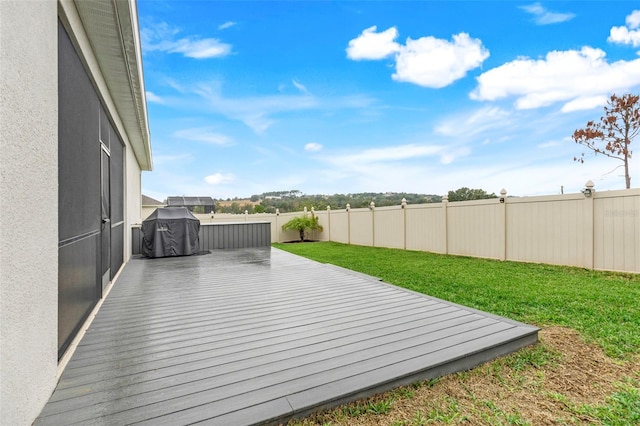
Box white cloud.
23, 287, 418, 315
561, 95, 608, 113
142, 21, 231, 59
293, 79, 310, 94
628, 10, 640, 28
193, 83, 375, 133
439, 147, 471, 165
168, 38, 231, 59
146, 91, 164, 104
347, 27, 488, 88
172, 127, 233, 145
346, 26, 400, 60
243, 114, 274, 134
537, 140, 564, 149
218, 21, 236, 30
141, 21, 180, 43
162, 78, 187, 94
608, 10, 640, 47
435, 107, 511, 138
520, 2, 575, 25
609, 27, 640, 48
193, 83, 317, 133
471, 47, 640, 111
393, 33, 489, 88
326, 144, 444, 167
204, 173, 235, 185
304, 142, 323, 152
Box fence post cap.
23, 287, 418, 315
583, 180, 595, 197
499, 189, 507, 203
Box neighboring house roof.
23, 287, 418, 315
166, 196, 215, 206
72, 0, 152, 171
142, 194, 164, 205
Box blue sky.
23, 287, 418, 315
138, 1, 640, 201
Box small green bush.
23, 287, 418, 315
281, 213, 323, 241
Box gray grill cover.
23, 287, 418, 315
142, 207, 200, 258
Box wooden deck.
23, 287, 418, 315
36, 248, 538, 425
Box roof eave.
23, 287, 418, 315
73, 0, 152, 171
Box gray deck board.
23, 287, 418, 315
45, 312, 482, 412
36, 247, 538, 425
58, 303, 459, 385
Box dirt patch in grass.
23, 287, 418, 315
287, 326, 640, 425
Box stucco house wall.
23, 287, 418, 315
0, 1, 151, 424
0, 1, 59, 424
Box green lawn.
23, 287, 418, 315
273, 242, 640, 359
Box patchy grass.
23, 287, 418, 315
273, 242, 640, 426
576, 379, 640, 424
285, 327, 639, 426
274, 242, 640, 359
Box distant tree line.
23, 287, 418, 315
446, 187, 497, 202
214, 202, 260, 214
251, 192, 442, 213
213, 188, 498, 214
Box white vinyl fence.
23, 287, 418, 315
152, 187, 640, 273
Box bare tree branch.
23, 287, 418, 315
572, 93, 639, 189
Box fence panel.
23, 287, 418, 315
594, 189, 640, 272
349, 208, 374, 246
312, 210, 330, 242
448, 200, 504, 260
329, 210, 349, 244
506, 195, 588, 267
137, 189, 640, 273
276, 211, 301, 242
405, 204, 445, 253
373, 207, 404, 249
269, 218, 280, 243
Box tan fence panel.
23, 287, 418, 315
329, 210, 349, 244
594, 189, 640, 273
269, 217, 279, 243
405, 204, 445, 253
196, 213, 251, 223
312, 210, 330, 242
154, 189, 639, 273
448, 200, 504, 260
506, 195, 588, 267
277, 211, 302, 242
373, 206, 405, 249
349, 208, 374, 246
141, 206, 160, 220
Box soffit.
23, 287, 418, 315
73, 0, 152, 171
